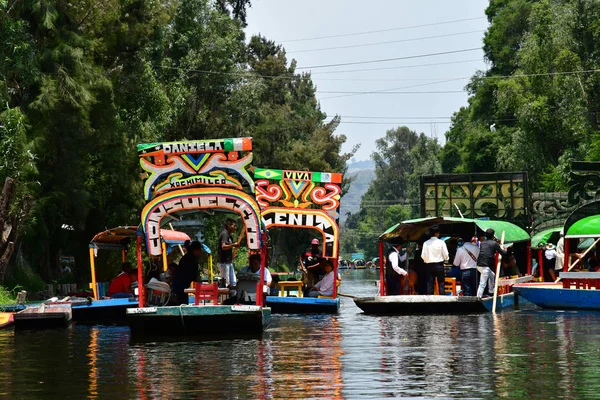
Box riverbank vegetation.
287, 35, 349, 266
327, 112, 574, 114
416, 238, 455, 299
344, 0, 600, 258
0, 0, 353, 289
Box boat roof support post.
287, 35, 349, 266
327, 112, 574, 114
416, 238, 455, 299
527, 240, 532, 275
137, 235, 144, 308
256, 234, 267, 307
122, 249, 127, 263
538, 248, 544, 282
89, 247, 98, 300
564, 239, 570, 272
161, 241, 168, 271
379, 241, 385, 296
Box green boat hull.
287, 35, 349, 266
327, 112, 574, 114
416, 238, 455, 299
127, 305, 271, 337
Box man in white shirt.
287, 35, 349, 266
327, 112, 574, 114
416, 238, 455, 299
421, 225, 449, 295
386, 239, 409, 295
239, 254, 273, 286
453, 239, 480, 296
309, 259, 335, 297
555, 233, 565, 277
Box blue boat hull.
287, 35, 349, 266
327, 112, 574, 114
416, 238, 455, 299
266, 297, 340, 314
514, 285, 600, 311
72, 298, 138, 324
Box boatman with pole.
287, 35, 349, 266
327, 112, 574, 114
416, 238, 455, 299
386, 238, 409, 295
476, 229, 508, 298
421, 225, 449, 295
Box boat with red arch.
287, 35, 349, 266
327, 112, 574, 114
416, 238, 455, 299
126, 138, 271, 336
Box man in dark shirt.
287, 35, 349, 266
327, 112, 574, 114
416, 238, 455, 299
172, 241, 202, 305
218, 218, 239, 288
476, 229, 508, 298
300, 239, 322, 289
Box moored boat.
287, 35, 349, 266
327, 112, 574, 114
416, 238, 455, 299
14, 303, 72, 330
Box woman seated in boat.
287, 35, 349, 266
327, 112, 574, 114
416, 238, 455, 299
308, 259, 335, 297
106, 262, 138, 299
501, 248, 520, 277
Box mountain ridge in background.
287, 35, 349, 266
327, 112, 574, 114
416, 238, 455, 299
341, 159, 376, 223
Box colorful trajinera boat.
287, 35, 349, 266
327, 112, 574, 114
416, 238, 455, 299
254, 168, 342, 314
126, 138, 271, 336
515, 200, 600, 310
354, 217, 533, 315
74, 226, 190, 324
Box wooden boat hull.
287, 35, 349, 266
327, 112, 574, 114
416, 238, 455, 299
513, 283, 600, 311
72, 298, 138, 324
127, 305, 271, 336
354, 294, 517, 315
0, 312, 14, 329
266, 297, 340, 314
14, 304, 72, 330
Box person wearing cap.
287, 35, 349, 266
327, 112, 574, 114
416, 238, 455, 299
421, 225, 449, 295
544, 243, 558, 281
309, 259, 335, 297
386, 238, 409, 295
476, 229, 508, 298
454, 239, 480, 296
172, 241, 202, 305
300, 238, 322, 288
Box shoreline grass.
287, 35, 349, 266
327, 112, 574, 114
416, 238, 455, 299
0, 286, 17, 305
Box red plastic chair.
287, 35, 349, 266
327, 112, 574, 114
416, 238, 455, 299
194, 282, 219, 305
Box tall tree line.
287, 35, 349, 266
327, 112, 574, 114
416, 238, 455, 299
0, 0, 352, 285
345, 0, 600, 258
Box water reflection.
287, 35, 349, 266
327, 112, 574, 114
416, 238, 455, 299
2, 271, 600, 399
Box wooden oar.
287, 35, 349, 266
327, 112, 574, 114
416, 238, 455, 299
337, 292, 358, 299
492, 231, 505, 314
554, 237, 600, 283
168, 223, 185, 256
232, 228, 246, 259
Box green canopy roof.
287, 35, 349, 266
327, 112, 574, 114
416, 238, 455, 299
379, 217, 530, 243
531, 227, 561, 249
566, 215, 600, 238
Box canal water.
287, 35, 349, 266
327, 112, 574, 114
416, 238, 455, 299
1, 269, 600, 399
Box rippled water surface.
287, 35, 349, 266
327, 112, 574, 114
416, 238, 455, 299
2, 270, 600, 399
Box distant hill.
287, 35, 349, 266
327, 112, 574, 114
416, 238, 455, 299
341, 160, 376, 222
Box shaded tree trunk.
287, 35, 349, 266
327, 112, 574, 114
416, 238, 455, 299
0, 178, 33, 283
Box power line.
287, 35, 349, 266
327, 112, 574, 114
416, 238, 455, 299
287, 30, 485, 54
337, 121, 453, 125
280, 17, 486, 43
296, 48, 481, 70
310, 59, 483, 75
321, 78, 465, 100
340, 115, 452, 119
319, 90, 464, 94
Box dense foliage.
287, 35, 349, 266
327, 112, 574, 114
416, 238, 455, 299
345, 0, 600, 258
0, 0, 352, 287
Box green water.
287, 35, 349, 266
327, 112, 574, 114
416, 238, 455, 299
1, 270, 599, 399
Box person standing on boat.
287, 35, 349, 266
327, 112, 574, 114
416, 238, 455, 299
218, 218, 240, 289
172, 241, 202, 305
385, 238, 409, 295
300, 238, 323, 289
555, 232, 565, 277
453, 239, 479, 296
421, 225, 449, 295
476, 229, 508, 298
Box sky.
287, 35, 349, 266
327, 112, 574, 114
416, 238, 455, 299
245, 0, 490, 161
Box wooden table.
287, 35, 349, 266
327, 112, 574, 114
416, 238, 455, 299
278, 281, 304, 298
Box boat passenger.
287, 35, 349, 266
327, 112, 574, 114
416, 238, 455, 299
544, 244, 558, 281
107, 262, 137, 298
385, 238, 408, 295
453, 239, 479, 296
239, 254, 273, 286
300, 238, 323, 289
309, 259, 335, 298
476, 229, 508, 298
172, 241, 202, 305
421, 225, 449, 295
218, 218, 239, 289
